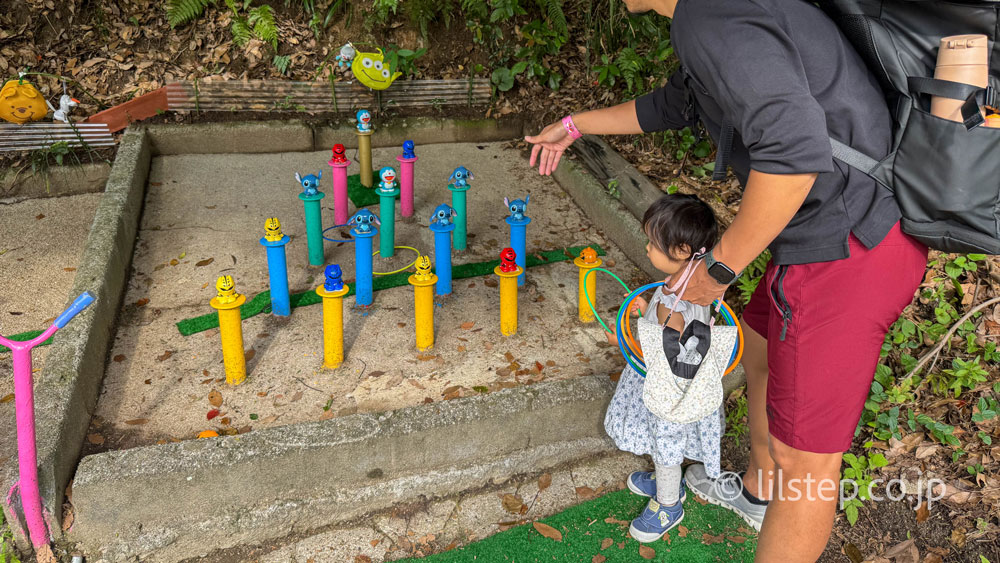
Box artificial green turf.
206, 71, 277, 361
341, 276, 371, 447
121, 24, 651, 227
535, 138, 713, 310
175, 244, 606, 336
0, 329, 51, 354
398, 488, 757, 562
347, 171, 381, 208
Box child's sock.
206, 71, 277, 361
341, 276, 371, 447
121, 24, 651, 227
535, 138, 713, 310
653, 463, 683, 506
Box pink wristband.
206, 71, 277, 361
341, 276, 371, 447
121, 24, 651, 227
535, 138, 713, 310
562, 115, 583, 139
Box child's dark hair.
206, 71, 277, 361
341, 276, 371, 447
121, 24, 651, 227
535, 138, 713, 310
641, 193, 718, 260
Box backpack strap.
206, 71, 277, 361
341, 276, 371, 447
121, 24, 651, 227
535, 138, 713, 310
713, 120, 734, 181
829, 137, 893, 190
908, 76, 997, 130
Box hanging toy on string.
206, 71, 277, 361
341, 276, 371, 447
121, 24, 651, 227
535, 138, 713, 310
351, 48, 402, 91
0, 73, 48, 125
335, 43, 356, 68
46, 82, 79, 123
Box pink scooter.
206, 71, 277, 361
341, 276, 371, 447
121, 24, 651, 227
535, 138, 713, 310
1, 292, 94, 549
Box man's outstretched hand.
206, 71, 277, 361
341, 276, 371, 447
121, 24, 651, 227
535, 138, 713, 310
525, 120, 575, 176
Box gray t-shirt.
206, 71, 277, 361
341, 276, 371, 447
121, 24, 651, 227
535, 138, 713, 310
636, 0, 899, 265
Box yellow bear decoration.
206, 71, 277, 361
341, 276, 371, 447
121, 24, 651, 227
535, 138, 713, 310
0, 79, 48, 125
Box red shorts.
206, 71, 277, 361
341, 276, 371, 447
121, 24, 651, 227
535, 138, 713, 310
741, 223, 927, 453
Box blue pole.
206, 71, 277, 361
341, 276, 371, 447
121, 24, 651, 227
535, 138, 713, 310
429, 221, 455, 296
353, 228, 377, 307
260, 235, 292, 316
506, 215, 531, 286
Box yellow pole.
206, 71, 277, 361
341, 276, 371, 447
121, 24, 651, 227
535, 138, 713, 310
574, 248, 603, 323
210, 276, 248, 386
408, 267, 438, 351
357, 130, 373, 188
316, 284, 351, 369
495, 265, 523, 336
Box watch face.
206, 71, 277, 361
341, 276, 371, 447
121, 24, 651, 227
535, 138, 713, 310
708, 262, 736, 284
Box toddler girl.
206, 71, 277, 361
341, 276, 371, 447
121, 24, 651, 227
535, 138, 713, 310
603, 193, 726, 543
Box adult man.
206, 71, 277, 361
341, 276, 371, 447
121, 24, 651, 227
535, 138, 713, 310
525, 0, 927, 560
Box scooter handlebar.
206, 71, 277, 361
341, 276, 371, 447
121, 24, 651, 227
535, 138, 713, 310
53, 292, 95, 329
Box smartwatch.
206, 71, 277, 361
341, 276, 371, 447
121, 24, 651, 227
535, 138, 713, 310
703, 248, 740, 285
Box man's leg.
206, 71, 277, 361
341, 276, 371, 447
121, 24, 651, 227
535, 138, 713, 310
754, 435, 843, 562
740, 322, 775, 501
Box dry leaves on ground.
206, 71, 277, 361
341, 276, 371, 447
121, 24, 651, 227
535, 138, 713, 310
638, 545, 656, 559
532, 521, 562, 541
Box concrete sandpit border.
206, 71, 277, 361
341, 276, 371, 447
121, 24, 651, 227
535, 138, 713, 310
1, 117, 744, 561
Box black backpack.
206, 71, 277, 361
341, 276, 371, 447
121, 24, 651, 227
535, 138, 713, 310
814, 0, 1000, 254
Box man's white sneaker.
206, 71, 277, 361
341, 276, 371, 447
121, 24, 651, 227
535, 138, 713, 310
683, 464, 768, 531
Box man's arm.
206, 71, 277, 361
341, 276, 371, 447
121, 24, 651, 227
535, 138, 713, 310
678, 169, 817, 306
716, 170, 816, 272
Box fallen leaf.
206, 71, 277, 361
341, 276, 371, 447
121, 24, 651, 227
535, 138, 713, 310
576, 486, 597, 500
208, 390, 223, 407
0, 393, 14, 404
260, 415, 278, 424
355, 556, 372, 563
36, 214, 45, 219
843, 542, 864, 563
505, 352, 515, 362
501, 493, 524, 514
64, 267, 76, 272
678, 525, 689, 537
592, 556, 606, 563
417, 353, 437, 361
484, 278, 498, 288
113, 355, 125, 362
245, 349, 256, 362
125, 418, 148, 425
157, 350, 173, 362
923, 555, 943, 563
950, 528, 966, 548
538, 473, 552, 491
220, 417, 231, 426
916, 502, 929, 523
319, 410, 335, 421
601, 538, 613, 549
638, 545, 655, 559
61, 505, 74, 532
135, 298, 149, 307
604, 517, 629, 527
915, 445, 939, 459
702, 533, 724, 545
532, 521, 562, 541
407, 379, 426, 390
369, 371, 385, 378
86, 433, 104, 445
693, 494, 708, 505
170, 259, 179, 266
728, 535, 747, 544
207, 409, 220, 420
291, 391, 303, 402
461, 321, 475, 329
196, 258, 215, 267
884, 538, 918, 563
397, 322, 406, 328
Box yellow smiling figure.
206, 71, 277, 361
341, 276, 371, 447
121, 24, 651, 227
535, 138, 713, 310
351, 49, 402, 90
0, 79, 48, 124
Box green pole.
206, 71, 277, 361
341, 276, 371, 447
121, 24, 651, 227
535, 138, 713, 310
448, 184, 470, 251
299, 191, 326, 265
378, 185, 399, 258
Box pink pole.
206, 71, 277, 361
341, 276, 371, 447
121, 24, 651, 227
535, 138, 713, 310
0, 291, 92, 550
1, 324, 58, 548
330, 160, 350, 226
396, 154, 417, 218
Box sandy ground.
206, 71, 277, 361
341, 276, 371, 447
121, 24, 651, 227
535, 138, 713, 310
88, 142, 649, 450
0, 192, 102, 467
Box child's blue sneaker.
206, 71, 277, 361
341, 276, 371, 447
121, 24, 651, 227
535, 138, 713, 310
629, 498, 684, 543
626, 471, 687, 503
